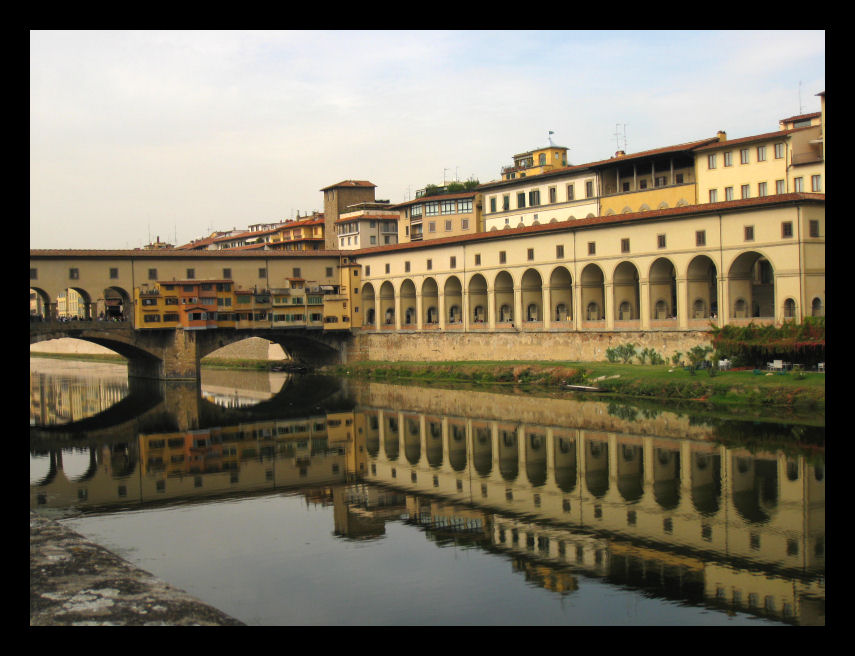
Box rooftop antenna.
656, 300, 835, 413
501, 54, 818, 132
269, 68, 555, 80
799, 80, 805, 114
613, 123, 628, 152
548, 130, 555, 147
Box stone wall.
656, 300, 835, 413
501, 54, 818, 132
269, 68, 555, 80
345, 330, 713, 364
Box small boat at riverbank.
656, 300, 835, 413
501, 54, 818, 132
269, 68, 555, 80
563, 384, 606, 392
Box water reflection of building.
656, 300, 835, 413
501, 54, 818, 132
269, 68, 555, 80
350, 383, 824, 626
29, 369, 128, 426
29, 375, 824, 625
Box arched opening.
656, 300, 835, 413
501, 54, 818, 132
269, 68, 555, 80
399, 279, 416, 326
404, 416, 421, 465
495, 271, 514, 325
553, 434, 577, 493
422, 278, 439, 326
649, 258, 677, 320
498, 428, 518, 481
653, 448, 681, 510
379, 281, 395, 326
30, 287, 51, 320
728, 252, 775, 320
585, 439, 609, 497
473, 425, 492, 477
550, 266, 573, 323
444, 276, 463, 324
361, 283, 376, 326
426, 420, 443, 468
102, 286, 131, 322
520, 269, 543, 323
691, 452, 721, 516
617, 443, 644, 502
687, 255, 718, 319
525, 432, 547, 487
811, 297, 824, 317
383, 413, 399, 460
448, 422, 467, 471
783, 298, 796, 319
580, 264, 605, 323
468, 274, 488, 324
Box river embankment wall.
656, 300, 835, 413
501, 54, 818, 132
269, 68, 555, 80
344, 330, 711, 364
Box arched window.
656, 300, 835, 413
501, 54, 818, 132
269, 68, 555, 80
783, 298, 796, 318
449, 305, 460, 323
385, 308, 394, 324
655, 299, 668, 319
427, 306, 437, 324
500, 304, 512, 322
555, 303, 567, 321
693, 298, 706, 318
619, 301, 632, 320
587, 302, 600, 320
812, 297, 823, 317
473, 305, 485, 322
405, 308, 415, 325
527, 303, 538, 321
734, 298, 747, 318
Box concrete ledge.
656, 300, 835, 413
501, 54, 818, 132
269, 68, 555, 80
30, 512, 244, 626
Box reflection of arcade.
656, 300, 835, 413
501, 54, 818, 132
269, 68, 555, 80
353, 390, 825, 626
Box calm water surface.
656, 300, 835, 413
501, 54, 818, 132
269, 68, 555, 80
29, 357, 825, 626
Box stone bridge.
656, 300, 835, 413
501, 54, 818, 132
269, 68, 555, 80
30, 320, 352, 380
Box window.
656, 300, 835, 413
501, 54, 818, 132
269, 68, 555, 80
490, 197, 497, 213
675, 173, 684, 184
475, 253, 481, 266
499, 251, 507, 264
744, 226, 754, 241
326, 267, 334, 277
567, 184, 575, 200
385, 263, 390, 274
143, 314, 161, 323
723, 151, 733, 167
621, 238, 630, 253
556, 244, 564, 258
776, 179, 786, 194
775, 142, 785, 159
696, 230, 706, 247
812, 175, 822, 192
69, 268, 79, 280
30, 268, 37, 280
622, 181, 631, 192
404, 261, 410, 273
655, 175, 667, 187
657, 234, 666, 249
758, 182, 767, 197
529, 190, 540, 206
585, 181, 594, 197
445, 220, 452, 231
450, 256, 456, 269
461, 218, 469, 230
109, 267, 118, 279
782, 222, 793, 238
370, 235, 377, 245
502, 195, 510, 211
639, 179, 648, 190
458, 199, 472, 213
809, 220, 820, 238
426, 259, 432, 270
258, 267, 267, 278
365, 265, 370, 276
709, 189, 718, 203
741, 184, 750, 199
740, 148, 750, 164
725, 186, 734, 201
588, 242, 596, 255
186, 268, 195, 279
549, 187, 557, 203
428, 221, 436, 233
794, 177, 804, 192
148, 268, 157, 280
441, 200, 456, 214
293, 267, 301, 278
756, 145, 767, 161
411, 204, 422, 218
527, 248, 534, 261
708, 154, 717, 169
517, 192, 526, 209
425, 201, 439, 216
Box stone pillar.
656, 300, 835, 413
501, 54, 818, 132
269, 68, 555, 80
542, 285, 552, 330
487, 289, 496, 332
462, 289, 469, 332
514, 286, 523, 330
438, 293, 446, 331
572, 283, 582, 331
677, 277, 689, 329
639, 279, 650, 329
719, 275, 730, 323
415, 291, 423, 330
604, 282, 615, 330
47, 302, 57, 322
394, 291, 402, 331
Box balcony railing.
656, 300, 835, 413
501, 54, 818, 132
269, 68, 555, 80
791, 151, 823, 165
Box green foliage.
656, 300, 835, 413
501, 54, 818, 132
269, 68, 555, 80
687, 345, 713, 375
708, 318, 825, 367
670, 351, 683, 366
617, 343, 637, 364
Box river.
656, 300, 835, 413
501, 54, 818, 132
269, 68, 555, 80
29, 357, 825, 626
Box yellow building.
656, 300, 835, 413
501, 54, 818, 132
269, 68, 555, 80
395, 191, 483, 244
501, 144, 569, 180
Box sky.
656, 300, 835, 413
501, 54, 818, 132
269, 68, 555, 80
30, 30, 825, 250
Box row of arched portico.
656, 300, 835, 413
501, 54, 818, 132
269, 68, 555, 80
29, 285, 131, 321
360, 251, 824, 331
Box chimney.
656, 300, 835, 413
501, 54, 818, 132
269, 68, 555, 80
615, 150, 625, 157
717, 130, 727, 142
